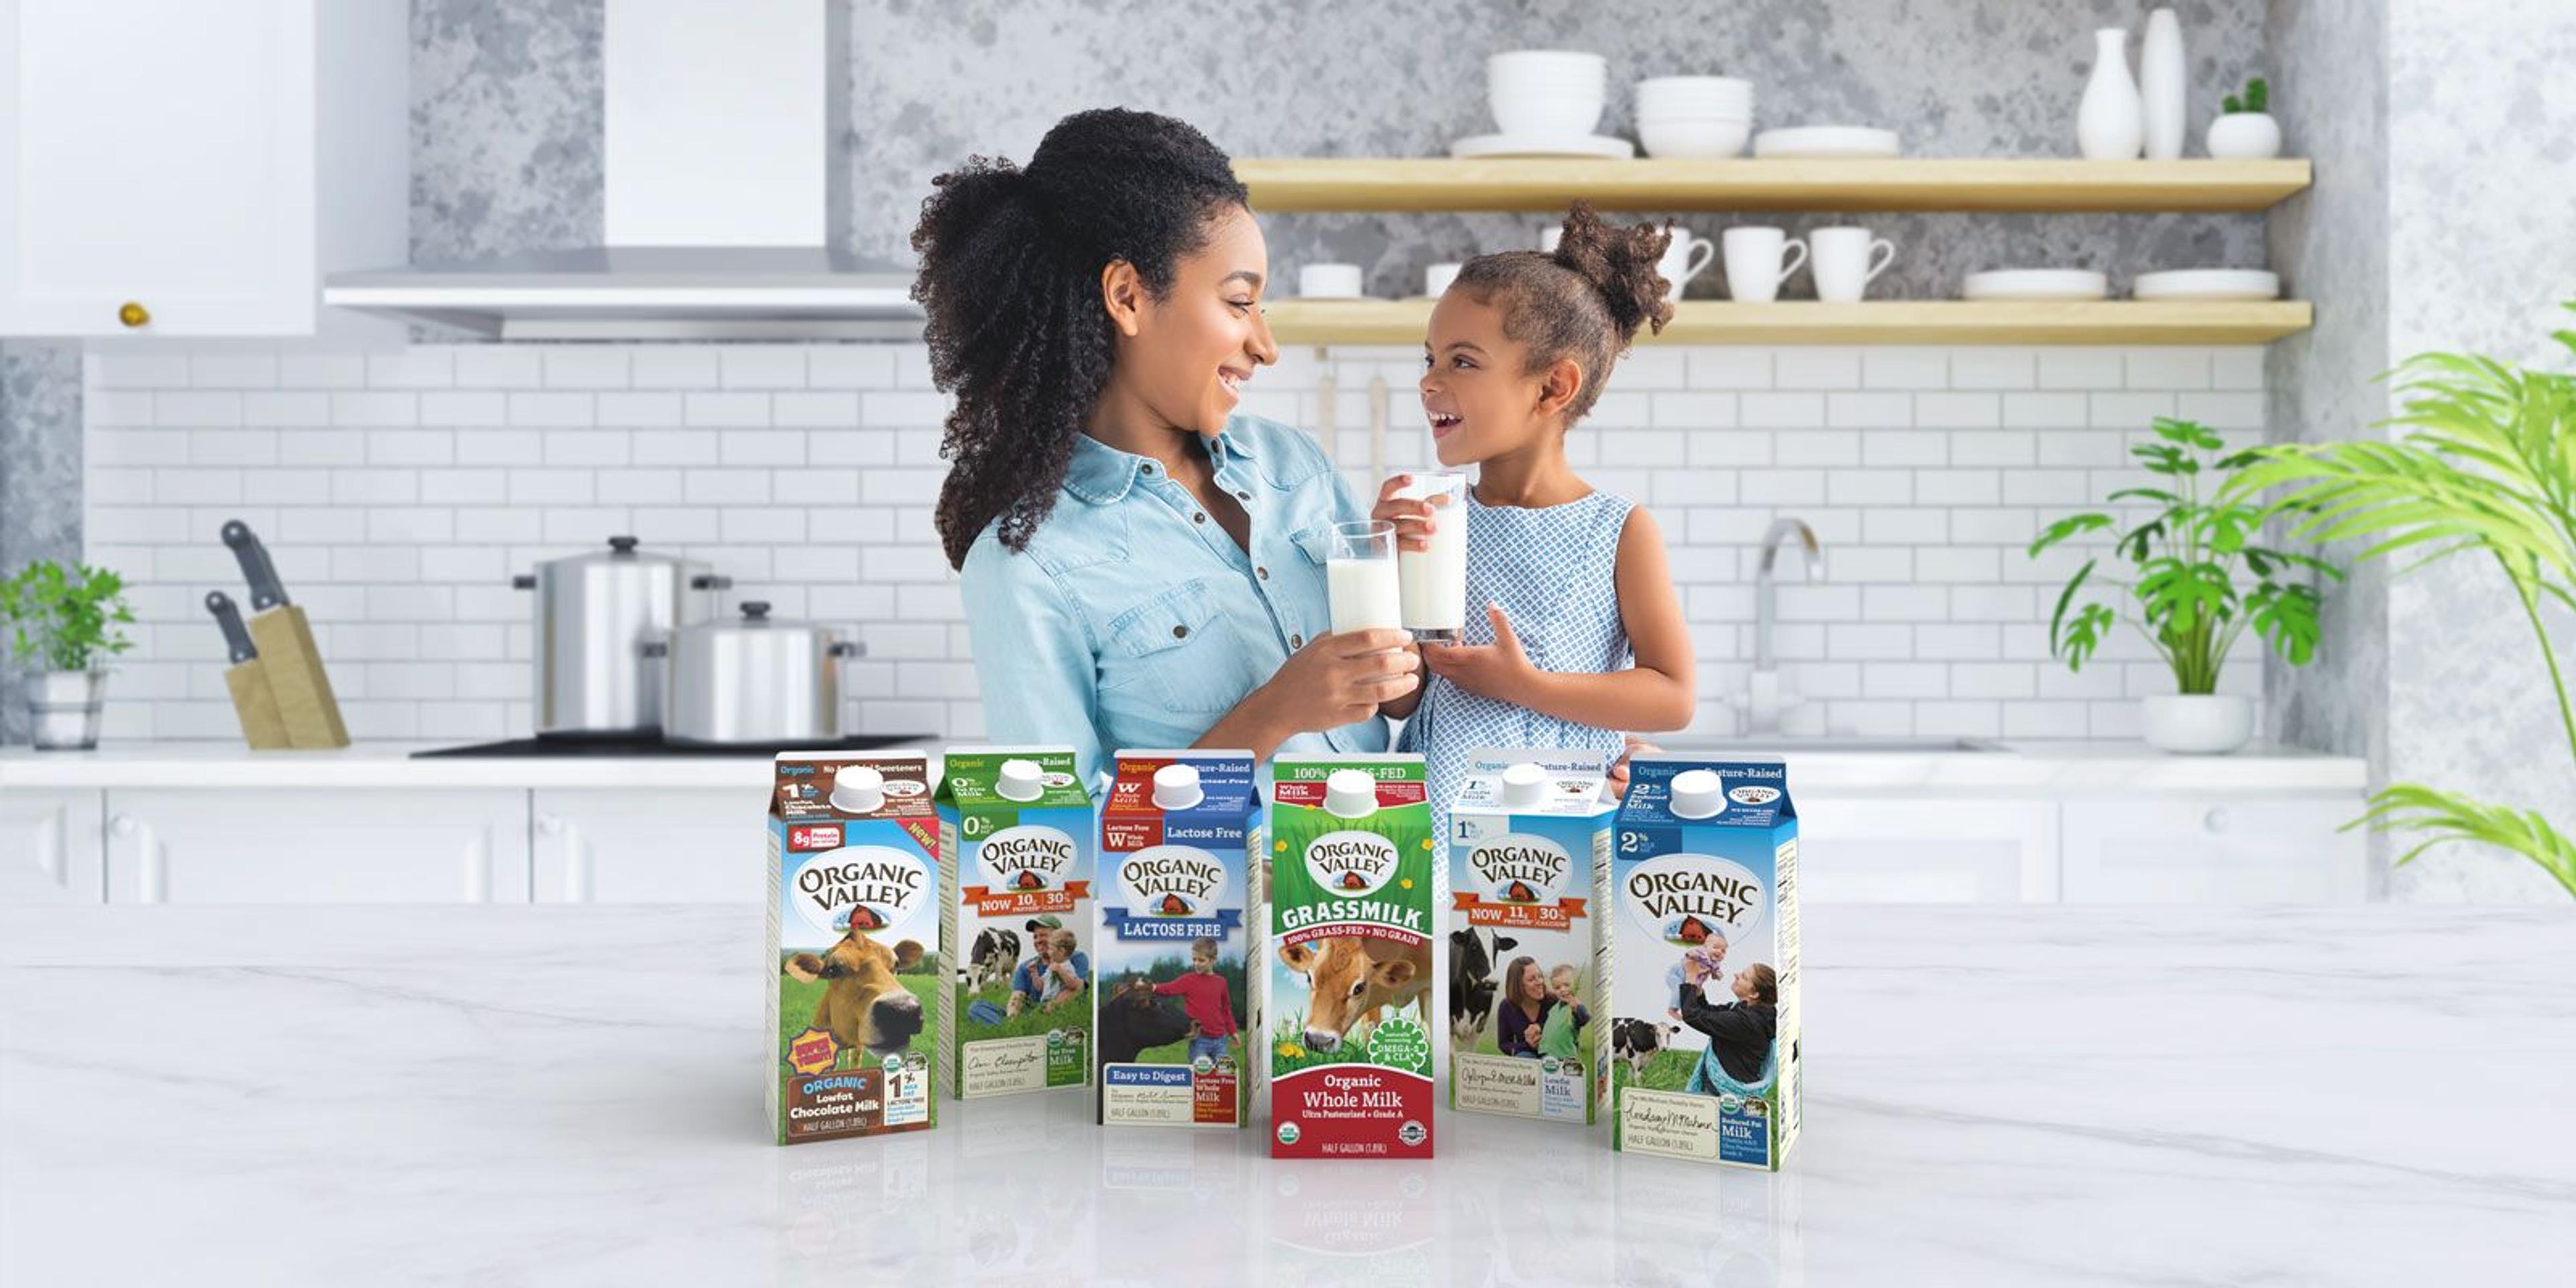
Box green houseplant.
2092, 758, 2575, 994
0, 560, 134, 751
2225, 305, 2576, 898
2030, 418, 2340, 753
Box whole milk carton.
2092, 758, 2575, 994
769, 751, 943, 1144
1611, 757, 1801, 1169
1094, 749, 1264, 1128
1267, 753, 1438, 1159
936, 746, 1096, 1099
1446, 748, 1617, 1124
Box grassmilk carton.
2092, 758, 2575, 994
1094, 749, 1264, 1128
1446, 748, 1617, 1124
770, 751, 943, 1145
936, 746, 1096, 1099
1267, 753, 1438, 1159
1611, 757, 1801, 1169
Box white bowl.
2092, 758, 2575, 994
1752, 125, 1901, 158
1962, 269, 2108, 301
1637, 78, 1753, 109
2132, 269, 2280, 301
1640, 119, 1752, 158
1491, 93, 1605, 138
1489, 50, 1606, 93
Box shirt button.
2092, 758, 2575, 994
1173, 625, 1189, 639
1140, 463, 1155, 475
1291, 633, 1303, 648
1193, 512, 1207, 525
1234, 490, 1250, 500
1256, 566, 1269, 580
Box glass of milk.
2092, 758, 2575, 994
1395, 473, 1469, 644
1325, 520, 1403, 637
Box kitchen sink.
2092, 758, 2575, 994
1654, 736, 2006, 754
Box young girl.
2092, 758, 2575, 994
1375, 202, 1697, 820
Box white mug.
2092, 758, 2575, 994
1657, 231, 1717, 303
1299, 262, 1366, 299
1809, 227, 1896, 303
1425, 262, 1462, 297
1539, 225, 1564, 252
1722, 227, 1807, 303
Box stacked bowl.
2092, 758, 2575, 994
1487, 50, 1608, 138
1635, 76, 1754, 158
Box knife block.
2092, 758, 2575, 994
249, 606, 350, 749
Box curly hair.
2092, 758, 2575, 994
1449, 201, 1676, 426
910, 109, 1250, 570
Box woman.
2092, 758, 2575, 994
1680, 963, 1778, 1096
912, 109, 1415, 780
1493, 956, 1551, 1059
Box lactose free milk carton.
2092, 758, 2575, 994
1447, 748, 1616, 1124
769, 751, 942, 1145
1267, 753, 1438, 1159
937, 746, 1096, 1099
1611, 757, 1802, 1169
1095, 749, 1263, 1128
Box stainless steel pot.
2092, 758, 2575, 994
513, 537, 727, 738
653, 601, 863, 747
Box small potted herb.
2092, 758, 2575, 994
2029, 419, 2339, 753
2206, 76, 2281, 159
1, 561, 135, 751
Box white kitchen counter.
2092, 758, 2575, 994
3, 904, 2564, 1285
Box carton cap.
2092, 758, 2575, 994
1324, 768, 1380, 818
829, 765, 885, 814
1500, 761, 1546, 807
1152, 761, 1205, 810
996, 757, 1045, 802
1670, 768, 1726, 820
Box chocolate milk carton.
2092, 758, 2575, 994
1267, 753, 1437, 1159
769, 751, 943, 1144
1611, 757, 1801, 1169
1447, 748, 1616, 1124
936, 746, 1096, 1099
1095, 749, 1263, 1128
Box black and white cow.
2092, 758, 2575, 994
1611, 1018, 1681, 1081
967, 927, 1021, 994
1448, 928, 1518, 1049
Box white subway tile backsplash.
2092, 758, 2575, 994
541, 347, 631, 389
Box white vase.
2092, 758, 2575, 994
2141, 9, 2186, 160
2141, 694, 2254, 755
23, 669, 107, 751
2206, 113, 2284, 159
2078, 28, 2144, 160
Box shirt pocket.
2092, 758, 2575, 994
1102, 579, 1247, 716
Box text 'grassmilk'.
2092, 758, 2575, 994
936, 746, 1095, 1099
1267, 753, 1438, 1159
1611, 757, 1802, 1169
1095, 749, 1265, 1128
1447, 748, 1616, 1124
769, 751, 943, 1145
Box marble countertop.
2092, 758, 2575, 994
4, 904, 2563, 1286
0, 738, 2367, 794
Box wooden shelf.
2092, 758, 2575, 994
1263, 299, 2313, 347
1234, 158, 2312, 213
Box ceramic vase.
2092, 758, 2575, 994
2141, 9, 2187, 160
2078, 28, 2144, 160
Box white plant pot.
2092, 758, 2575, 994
2206, 112, 2282, 159
2141, 694, 2253, 755
22, 669, 108, 751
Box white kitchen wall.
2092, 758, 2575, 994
80, 339, 2265, 745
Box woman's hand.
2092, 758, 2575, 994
1422, 602, 1536, 698
1255, 628, 1419, 734
1371, 474, 1449, 553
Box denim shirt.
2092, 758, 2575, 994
959, 414, 1391, 784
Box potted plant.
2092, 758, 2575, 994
2030, 418, 2340, 753
2206, 76, 2281, 159
1, 560, 135, 751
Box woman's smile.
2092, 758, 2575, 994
1218, 364, 1252, 403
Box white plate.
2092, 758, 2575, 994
1752, 126, 1900, 158
1963, 269, 2108, 301
1450, 133, 1637, 159
2132, 270, 2280, 301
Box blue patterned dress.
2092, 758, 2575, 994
1397, 488, 1636, 833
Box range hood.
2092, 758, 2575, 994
325, 0, 920, 341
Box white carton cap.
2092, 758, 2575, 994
1501, 761, 1546, 808
996, 757, 1045, 802
1324, 768, 1380, 818
1152, 761, 1204, 810
1670, 768, 1725, 820
829, 765, 885, 814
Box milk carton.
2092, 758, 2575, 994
1610, 757, 1801, 1169
769, 751, 943, 1145
1446, 748, 1616, 1124
936, 746, 1096, 1099
1267, 752, 1438, 1159
1095, 749, 1264, 1128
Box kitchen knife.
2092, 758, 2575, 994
221, 519, 350, 749
207, 590, 290, 751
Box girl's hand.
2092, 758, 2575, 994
1371, 474, 1448, 553
1422, 603, 1536, 698
1608, 736, 1658, 799
1524, 1024, 1542, 1046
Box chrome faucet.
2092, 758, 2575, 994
1745, 517, 1823, 735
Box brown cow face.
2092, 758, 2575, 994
786, 928, 900, 985
1278, 938, 1421, 1053
784, 930, 922, 1059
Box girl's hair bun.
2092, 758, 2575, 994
1548, 201, 1678, 343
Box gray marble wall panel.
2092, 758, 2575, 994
411, 0, 604, 260
0, 340, 84, 744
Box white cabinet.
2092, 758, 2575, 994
531, 788, 770, 904
1795, 796, 2061, 903
0, 0, 403, 337
103, 788, 529, 903
2060, 797, 2369, 904
0, 788, 103, 904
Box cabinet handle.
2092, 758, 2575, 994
537, 813, 564, 837
110, 814, 139, 838
2204, 808, 2231, 834
117, 301, 150, 328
